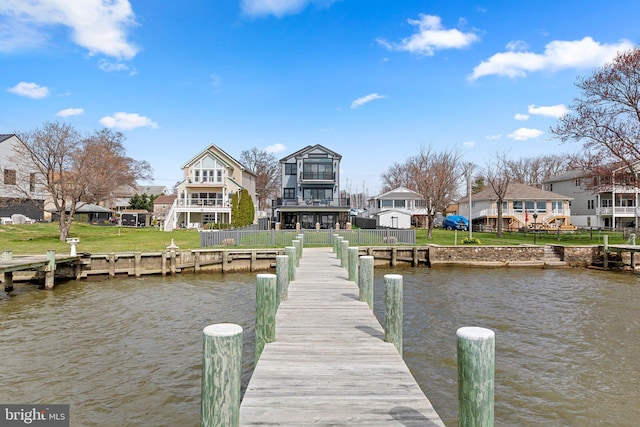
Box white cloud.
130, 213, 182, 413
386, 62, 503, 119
528, 104, 568, 118
99, 59, 136, 75
507, 127, 543, 141
514, 113, 529, 121
241, 0, 338, 17
463, 140, 476, 148
486, 134, 502, 140
377, 14, 479, 56
99, 112, 158, 130
7, 82, 50, 98
0, 0, 139, 59
56, 108, 84, 117
470, 37, 634, 80
351, 93, 385, 109
265, 143, 286, 153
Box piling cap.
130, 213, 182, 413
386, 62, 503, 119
166, 239, 179, 250
456, 326, 495, 340
203, 323, 243, 337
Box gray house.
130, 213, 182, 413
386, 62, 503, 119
544, 166, 640, 229
0, 134, 46, 221
275, 144, 350, 229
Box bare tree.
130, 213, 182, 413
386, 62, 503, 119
380, 162, 413, 193
240, 147, 279, 211
551, 47, 640, 185
506, 154, 571, 187
484, 153, 511, 238
16, 122, 151, 241
408, 146, 464, 238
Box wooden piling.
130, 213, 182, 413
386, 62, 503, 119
2, 250, 13, 292
457, 326, 495, 427
276, 255, 289, 304
340, 240, 349, 268
285, 246, 296, 282
384, 274, 403, 355
44, 249, 56, 290
109, 252, 116, 277
134, 252, 142, 277
255, 273, 277, 362
348, 247, 359, 283
603, 235, 609, 268
359, 256, 374, 310
201, 323, 243, 427
292, 240, 301, 267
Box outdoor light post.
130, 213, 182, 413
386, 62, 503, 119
533, 213, 538, 244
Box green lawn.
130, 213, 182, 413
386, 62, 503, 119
0, 222, 627, 256
0, 223, 200, 255
416, 227, 627, 246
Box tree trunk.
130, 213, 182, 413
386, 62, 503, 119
58, 213, 72, 241
496, 201, 503, 238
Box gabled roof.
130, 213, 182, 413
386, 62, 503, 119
181, 144, 257, 176
0, 134, 16, 143
458, 182, 572, 203
543, 169, 589, 183
280, 144, 341, 162
154, 194, 177, 204
374, 186, 422, 200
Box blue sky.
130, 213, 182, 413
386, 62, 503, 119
2, 1, 639, 196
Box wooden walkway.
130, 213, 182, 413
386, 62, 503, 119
239, 247, 444, 426
0, 254, 81, 289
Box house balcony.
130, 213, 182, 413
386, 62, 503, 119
597, 206, 639, 216
275, 198, 350, 208
299, 172, 335, 183
184, 178, 225, 188
176, 198, 228, 208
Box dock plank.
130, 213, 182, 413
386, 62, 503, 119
239, 247, 444, 426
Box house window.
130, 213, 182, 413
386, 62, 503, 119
4, 169, 16, 185
574, 179, 581, 187
303, 188, 332, 201
193, 155, 224, 183
381, 199, 394, 208
513, 201, 523, 212
302, 159, 333, 180
587, 200, 594, 210
29, 173, 36, 192
601, 199, 612, 207
283, 188, 296, 199
536, 201, 546, 212
285, 163, 296, 175
551, 201, 563, 212
394, 200, 406, 208
525, 201, 535, 212
548, 183, 553, 191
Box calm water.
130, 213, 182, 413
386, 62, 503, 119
1, 267, 639, 426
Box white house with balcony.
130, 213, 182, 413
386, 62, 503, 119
457, 182, 575, 232
544, 166, 640, 229
367, 186, 427, 228
164, 144, 257, 231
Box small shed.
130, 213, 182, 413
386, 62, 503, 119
376, 209, 412, 229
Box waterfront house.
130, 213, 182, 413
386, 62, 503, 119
544, 165, 640, 229
274, 144, 350, 229
0, 134, 46, 221
163, 144, 257, 231
457, 182, 575, 231
367, 186, 427, 228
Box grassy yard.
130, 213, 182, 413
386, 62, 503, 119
0, 222, 628, 255
416, 227, 627, 246
0, 223, 200, 255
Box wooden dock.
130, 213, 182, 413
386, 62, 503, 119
0, 252, 81, 290
239, 247, 445, 426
